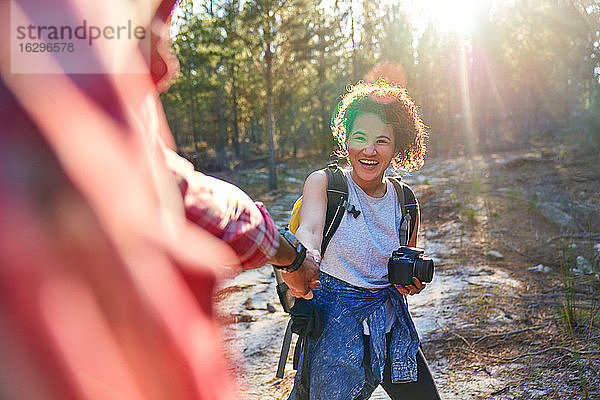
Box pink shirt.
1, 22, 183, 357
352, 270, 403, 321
167, 150, 279, 269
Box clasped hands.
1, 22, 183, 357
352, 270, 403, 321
281, 249, 321, 300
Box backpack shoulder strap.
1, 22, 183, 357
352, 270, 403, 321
321, 164, 348, 256
402, 183, 419, 238
388, 177, 418, 245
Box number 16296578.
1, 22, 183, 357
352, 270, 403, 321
19, 42, 74, 53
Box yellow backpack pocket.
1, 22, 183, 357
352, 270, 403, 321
288, 196, 303, 234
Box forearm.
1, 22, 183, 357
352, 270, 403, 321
293, 170, 327, 258
166, 150, 279, 268
294, 225, 323, 257
275, 171, 325, 299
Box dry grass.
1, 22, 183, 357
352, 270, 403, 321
418, 146, 600, 399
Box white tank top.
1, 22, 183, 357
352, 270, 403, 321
320, 169, 403, 289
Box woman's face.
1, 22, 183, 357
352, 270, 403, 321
347, 112, 395, 183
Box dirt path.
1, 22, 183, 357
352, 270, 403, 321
216, 148, 600, 399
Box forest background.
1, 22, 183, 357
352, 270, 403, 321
159, 2, 600, 397
160, 0, 600, 191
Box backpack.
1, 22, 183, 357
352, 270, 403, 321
275, 164, 419, 381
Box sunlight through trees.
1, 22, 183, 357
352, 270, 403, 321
160, 0, 600, 173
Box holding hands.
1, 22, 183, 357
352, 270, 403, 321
282, 249, 321, 299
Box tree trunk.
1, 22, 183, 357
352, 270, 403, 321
265, 21, 278, 191
318, 38, 330, 153
189, 90, 200, 156
350, 0, 358, 83
216, 79, 229, 170
231, 65, 241, 158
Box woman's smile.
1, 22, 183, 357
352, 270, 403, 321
358, 159, 379, 167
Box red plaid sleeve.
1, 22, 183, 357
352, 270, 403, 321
166, 151, 279, 268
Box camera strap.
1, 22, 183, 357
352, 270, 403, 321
388, 177, 419, 246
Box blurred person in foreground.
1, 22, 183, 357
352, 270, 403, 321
0, 0, 318, 399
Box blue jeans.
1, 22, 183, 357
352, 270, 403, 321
288, 273, 420, 400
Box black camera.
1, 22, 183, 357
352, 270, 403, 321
387, 246, 434, 286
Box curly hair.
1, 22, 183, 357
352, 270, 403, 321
331, 80, 428, 171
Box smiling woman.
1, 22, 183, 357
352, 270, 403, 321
285, 65, 441, 399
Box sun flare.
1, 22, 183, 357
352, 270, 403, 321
424, 0, 482, 34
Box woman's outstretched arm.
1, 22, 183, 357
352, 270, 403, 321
281, 170, 327, 298
294, 170, 328, 257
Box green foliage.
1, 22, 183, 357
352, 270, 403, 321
161, 0, 600, 171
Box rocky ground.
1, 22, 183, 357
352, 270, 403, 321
214, 145, 600, 400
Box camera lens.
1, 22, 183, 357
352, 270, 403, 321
414, 257, 434, 283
